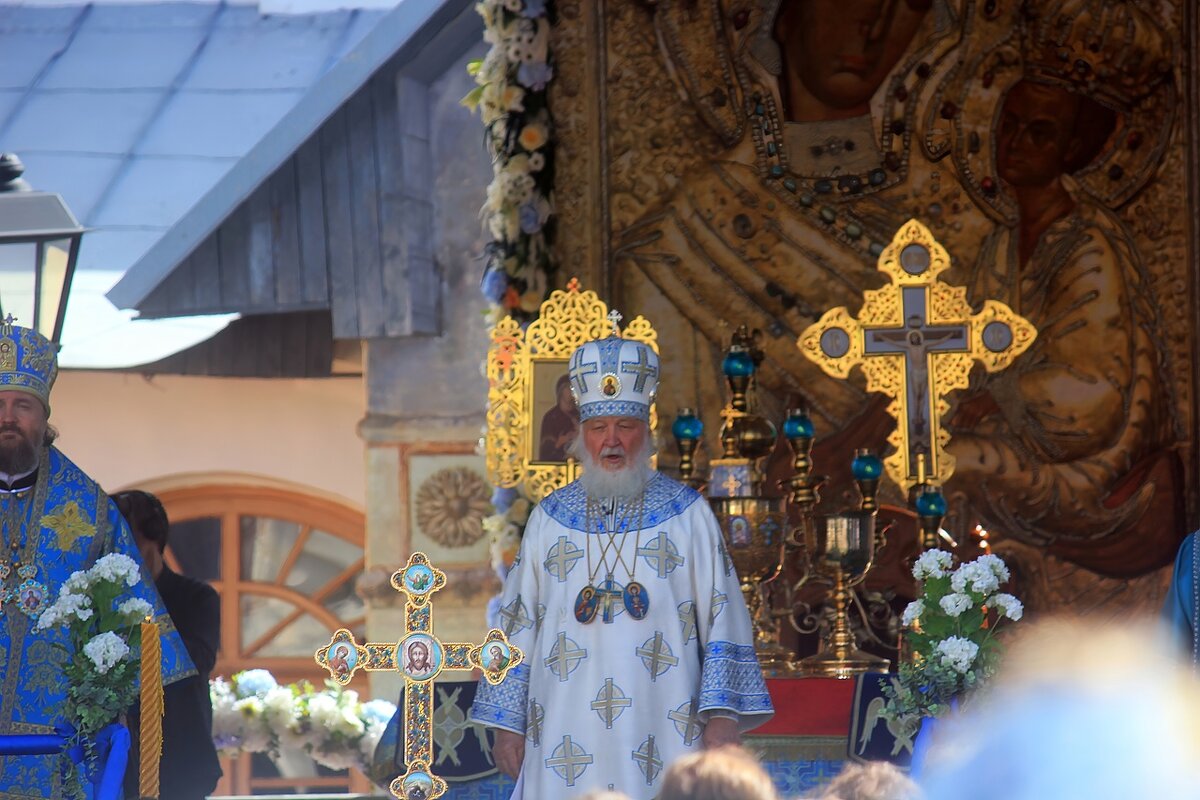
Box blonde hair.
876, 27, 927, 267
659, 746, 778, 800
814, 761, 920, 800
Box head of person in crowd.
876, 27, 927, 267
812, 761, 921, 800
112, 489, 169, 580
658, 745, 779, 800
918, 616, 1200, 800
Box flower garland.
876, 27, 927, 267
882, 551, 1024, 728
36, 553, 151, 799
463, 0, 556, 323
211, 669, 396, 773
483, 486, 533, 628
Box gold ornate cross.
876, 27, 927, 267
316, 552, 523, 800
797, 219, 1036, 490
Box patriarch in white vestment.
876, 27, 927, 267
470, 331, 773, 799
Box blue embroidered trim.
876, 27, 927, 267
539, 473, 701, 532
579, 399, 650, 422
698, 641, 773, 715
470, 663, 530, 734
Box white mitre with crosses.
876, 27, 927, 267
567, 310, 660, 422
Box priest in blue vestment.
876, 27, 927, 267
1163, 531, 1199, 665
470, 331, 773, 799
0, 321, 194, 799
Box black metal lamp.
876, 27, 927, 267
0, 153, 84, 343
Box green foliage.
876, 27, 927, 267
881, 552, 1022, 729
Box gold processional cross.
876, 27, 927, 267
798, 219, 1036, 491
316, 552, 524, 800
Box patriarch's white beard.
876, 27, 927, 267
571, 430, 654, 501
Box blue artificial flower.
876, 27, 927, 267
491, 486, 519, 511
518, 61, 554, 91
235, 669, 277, 697
481, 267, 510, 305
521, 0, 546, 16
519, 202, 543, 234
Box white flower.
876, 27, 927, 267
83, 631, 130, 674
973, 553, 1011, 583
482, 513, 512, 536
306, 693, 340, 730
528, 152, 545, 171
990, 592, 1024, 621
936, 636, 980, 674
90, 553, 141, 587
912, 549, 953, 580
901, 599, 924, 627
63, 570, 90, 594
36, 590, 94, 630
951, 561, 1000, 596
118, 597, 153, 621
939, 593, 972, 618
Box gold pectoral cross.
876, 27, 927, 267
797, 219, 1036, 490
316, 553, 523, 800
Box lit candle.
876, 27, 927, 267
139, 619, 163, 799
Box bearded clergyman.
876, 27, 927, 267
469, 329, 773, 799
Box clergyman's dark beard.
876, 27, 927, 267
0, 430, 37, 475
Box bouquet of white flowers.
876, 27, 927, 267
36, 553, 152, 798
211, 669, 395, 774
882, 551, 1024, 727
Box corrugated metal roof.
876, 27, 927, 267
0, 1, 392, 367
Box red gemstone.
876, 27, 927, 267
982, 71, 994, 89
1126, 131, 1143, 151
732, 10, 750, 29
895, 86, 909, 102
940, 101, 958, 119
981, 176, 996, 194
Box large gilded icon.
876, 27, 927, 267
485, 278, 659, 499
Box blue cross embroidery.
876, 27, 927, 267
569, 349, 599, 396
638, 532, 684, 579
620, 346, 658, 393
543, 536, 583, 582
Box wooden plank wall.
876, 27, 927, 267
132, 310, 337, 378
136, 67, 441, 342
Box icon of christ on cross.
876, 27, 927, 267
798, 218, 1037, 491
316, 552, 524, 800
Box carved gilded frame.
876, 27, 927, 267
485, 278, 659, 499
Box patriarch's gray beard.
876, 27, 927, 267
570, 431, 655, 501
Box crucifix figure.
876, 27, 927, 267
316, 552, 524, 800
798, 218, 1037, 490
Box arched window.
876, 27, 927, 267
153, 483, 371, 795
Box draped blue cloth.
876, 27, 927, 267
0, 723, 132, 800
1163, 530, 1198, 665
0, 447, 195, 799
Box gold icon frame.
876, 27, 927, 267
485, 278, 659, 499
